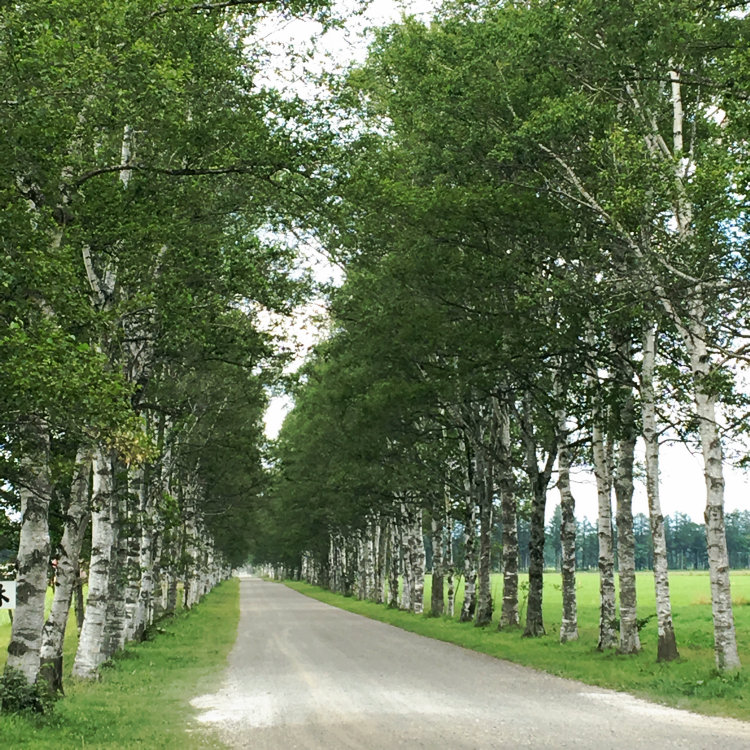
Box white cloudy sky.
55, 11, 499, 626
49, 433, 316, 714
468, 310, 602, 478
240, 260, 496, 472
256, 0, 750, 523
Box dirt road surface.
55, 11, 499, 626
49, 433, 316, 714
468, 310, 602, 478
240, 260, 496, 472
191, 577, 750, 749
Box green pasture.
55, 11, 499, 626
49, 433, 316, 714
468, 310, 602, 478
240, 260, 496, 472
286, 570, 750, 721
0, 580, 238, 748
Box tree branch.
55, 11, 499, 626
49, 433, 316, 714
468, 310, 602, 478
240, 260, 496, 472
74, 162, 279, 187
150, 0, 270, 18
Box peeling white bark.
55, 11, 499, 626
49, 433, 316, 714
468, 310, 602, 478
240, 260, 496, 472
556, 410, 578, 644
475, 449, 494, 627
40, 446, 92, 691
73, 447, 117, 679
459, 491, 477, 623
592, 413, 617, 651
691, 324, 740, 670
497, 401, 519, 630
642, 324, 679, 661
388, 518, 400, 608
409, 507, 425, 615
5, 420, 52, 684
614, 386, 640, 655
430, 512, 444, 616
131, 462, 155, 640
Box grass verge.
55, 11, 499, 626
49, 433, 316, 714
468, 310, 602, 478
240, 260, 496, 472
285, 571, 750, 721
0, 578, 239, 749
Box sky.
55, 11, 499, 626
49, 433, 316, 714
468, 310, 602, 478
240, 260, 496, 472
257, 0, 750, 524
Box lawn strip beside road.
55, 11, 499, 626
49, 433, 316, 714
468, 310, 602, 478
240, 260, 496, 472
0, 578, 239, 749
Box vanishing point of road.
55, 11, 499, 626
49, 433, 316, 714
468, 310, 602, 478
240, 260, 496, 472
191, 577, 750, 749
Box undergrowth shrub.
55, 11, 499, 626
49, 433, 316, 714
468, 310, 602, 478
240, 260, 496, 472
0, 667, 56, 714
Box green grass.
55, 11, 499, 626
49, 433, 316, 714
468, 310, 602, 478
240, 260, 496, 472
0, 579, 239, 748
286, 571, 750, 721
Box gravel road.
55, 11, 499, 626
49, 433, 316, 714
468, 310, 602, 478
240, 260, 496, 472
191, 577, 750, 749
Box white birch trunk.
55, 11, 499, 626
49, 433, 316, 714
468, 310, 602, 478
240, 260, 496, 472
459, 491, 478, 623
475, 450, 494, 627
497, 401, 519, 629
556, 410, 578, 643
39, 446, 92, 691
592, 417, 617, 650
519, 395, 554, 638
374, 518, 386, 604
642, 324, 679, 661
5, 420, 52, 684
131, 463, 155, 640
614, 387, 641, 654
365, 520, 376, 600
329, 534, 341, 594
388, 518, 400, 608
430, 512, 444, 616
120, 465, 142, 645
103, 465, 127, 656
328, 536, 336, 592
646, 71, 737, 669
73, 447, 117, 679
399, 504, 413, 611
690, 319, 740, 669
356, 532, 367, 600
446, 516, 456, 618
183, 489, 201, 609
409, 507, 425, 614
151, 529, 165, 621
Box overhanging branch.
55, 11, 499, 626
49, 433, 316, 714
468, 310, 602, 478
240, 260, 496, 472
74, 162, 280, 187
150, 0, 269, 19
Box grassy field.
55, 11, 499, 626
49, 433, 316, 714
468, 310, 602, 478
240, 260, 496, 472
286, 570, 750, 721
0, 579, 239, 748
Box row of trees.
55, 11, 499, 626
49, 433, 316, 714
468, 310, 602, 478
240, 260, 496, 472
1, 0, 334, 699
262, 0, 750, 672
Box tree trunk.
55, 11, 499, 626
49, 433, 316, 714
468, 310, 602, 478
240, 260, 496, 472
520, 396, 555, 638
39, 447, 92, 693
183, 487, 201, 609
642, 323, 678, 662
523, 475, 546, 637
430, 511, 444, 616
497, 401, 519, 630
74, 568, 85, 635
592, 415, 617, 650
614, 385, 641, 655
689, 316, 740, 670
446, 514, 456, 618
151, 529, 165, 621
375, 518, 386, 604
73, 446, 117, 679
103, 462, 128, 656
165, 567, 178, 615
328, 535, 338, 593
475, 451, 494, 627
120, 465, 142, 644
666, 73, 737, 670
459, 493, 477, 623
388, 517, 400, 608
639, 72, 737, 670
399, 504, 412, 611
131, 463, 154, 641
556, 411, 578, 644
5, 419, 52, 685
367, 520, 378, 602
409, 507, 425, 614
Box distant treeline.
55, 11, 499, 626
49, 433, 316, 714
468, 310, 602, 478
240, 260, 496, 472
542, 508, 750, 572
424, 509, 750, 574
